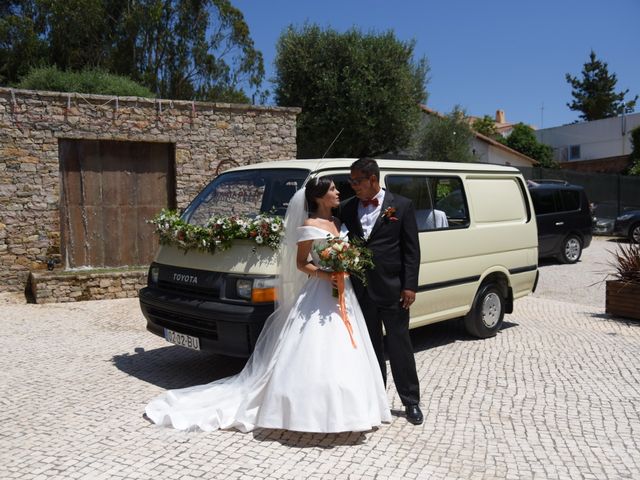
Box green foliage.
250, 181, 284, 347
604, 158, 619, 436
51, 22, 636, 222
566, 50, 637, 121
18, 66, 154, 97
0, 3, 47, 84
472, 115, 500, 139
0, 0, 264, 102
500, 123, 557, 168
149, 209, 284, 253
413, 107, 475, 163
274, 24, 428, 158
628, 126, 640, 176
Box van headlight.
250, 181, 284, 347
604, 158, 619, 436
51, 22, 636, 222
236, 279, 253, 299
234, 276, 277, 303
149, 266, 160, 285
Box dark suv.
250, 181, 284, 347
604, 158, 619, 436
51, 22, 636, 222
528, 180, 593, 263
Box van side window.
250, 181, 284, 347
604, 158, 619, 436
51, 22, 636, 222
385, 175, 469, 231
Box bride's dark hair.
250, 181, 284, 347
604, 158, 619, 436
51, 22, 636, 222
304, 177, 332, 212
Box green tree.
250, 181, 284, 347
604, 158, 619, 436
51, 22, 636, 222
472, 115, 500, 139
500, 123, 557, 168
274, 24, 428, 158
0, 1, 47, 84
413, 107, 475, 163
566, 50, 637, 121
628, 126, 640, 176
0, 0, 264, 102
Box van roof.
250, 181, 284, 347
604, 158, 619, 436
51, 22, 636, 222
229, 158, 522, 174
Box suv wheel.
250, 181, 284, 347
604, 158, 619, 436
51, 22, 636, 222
464, 283, 505, 338
559, 235, 582, 264
630, 223, 640, 244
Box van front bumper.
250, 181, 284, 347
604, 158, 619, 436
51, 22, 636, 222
139, 286, 274, 357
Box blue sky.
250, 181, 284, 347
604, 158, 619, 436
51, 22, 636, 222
234, 0, 639, 129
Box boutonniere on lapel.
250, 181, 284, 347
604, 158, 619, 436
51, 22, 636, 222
382, 206, 398, 222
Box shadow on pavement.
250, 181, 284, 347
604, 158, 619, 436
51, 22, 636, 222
409, 318, 518, 353
116, 320, 520, 389
589, 312, 640, 327
252, 428, 368, 448
112, 346, 247, 389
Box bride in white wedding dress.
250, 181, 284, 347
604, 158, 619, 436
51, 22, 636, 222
145, 177, 391, 433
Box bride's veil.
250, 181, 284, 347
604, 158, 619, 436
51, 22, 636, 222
237, 186, 307, 373
145, 186, 309, 432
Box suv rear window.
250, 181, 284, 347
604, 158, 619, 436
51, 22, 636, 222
530, 190, 557, 215
183, 169, 309, 225
560, 190, 580, 211
530, 188, 582, 215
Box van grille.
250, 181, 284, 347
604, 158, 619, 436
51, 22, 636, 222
147, 307, 219, 340
156, 264, 224, 298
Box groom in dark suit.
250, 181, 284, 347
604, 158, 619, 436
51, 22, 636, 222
336, 157, 423, 425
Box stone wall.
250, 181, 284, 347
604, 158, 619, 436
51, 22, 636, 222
28, 269, 147, 303
0, 87, 299, 297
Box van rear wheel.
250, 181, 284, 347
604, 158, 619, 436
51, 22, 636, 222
559, 235, 582, 264
464, 283, 505, 338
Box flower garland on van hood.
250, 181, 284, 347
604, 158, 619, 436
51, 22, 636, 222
148, 209, 284, 253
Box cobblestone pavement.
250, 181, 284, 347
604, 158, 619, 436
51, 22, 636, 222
1, 238, 639, 479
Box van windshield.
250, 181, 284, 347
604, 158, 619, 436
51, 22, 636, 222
183, 168, 310, 226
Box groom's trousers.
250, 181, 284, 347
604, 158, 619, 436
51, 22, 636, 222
358, 289, 420, 406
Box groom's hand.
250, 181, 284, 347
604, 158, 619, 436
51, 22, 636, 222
400, 289, 415, 309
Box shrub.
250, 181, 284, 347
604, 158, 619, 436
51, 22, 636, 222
610, 242, 640, 283
17, 66, 154, 98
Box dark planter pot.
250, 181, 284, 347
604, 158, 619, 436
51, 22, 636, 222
605, 280, 640, 320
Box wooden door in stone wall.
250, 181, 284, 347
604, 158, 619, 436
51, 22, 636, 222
59, 139, 176, 268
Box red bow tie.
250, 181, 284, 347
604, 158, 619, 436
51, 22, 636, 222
361, 198, 379, 208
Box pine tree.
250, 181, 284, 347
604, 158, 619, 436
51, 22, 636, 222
566, 50, 637, 121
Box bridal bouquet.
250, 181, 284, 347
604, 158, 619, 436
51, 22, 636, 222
314, 235, 374, 349
314, 235, 374, 286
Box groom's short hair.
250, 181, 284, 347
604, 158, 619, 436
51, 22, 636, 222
351, 157, 380, 180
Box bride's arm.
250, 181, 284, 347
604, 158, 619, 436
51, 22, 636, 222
296, 240, 332, 281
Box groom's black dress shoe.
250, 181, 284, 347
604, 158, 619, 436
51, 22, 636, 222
405, 404, 423, 425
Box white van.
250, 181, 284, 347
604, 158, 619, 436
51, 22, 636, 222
139, 159, 539, 356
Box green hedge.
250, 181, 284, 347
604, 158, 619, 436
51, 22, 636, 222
17, 66, 154, 98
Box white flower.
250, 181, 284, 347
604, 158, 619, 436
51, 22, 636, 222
331, 242, 345, 252
255, 235, 264, 244
216, 219, 224, 225
271, 224, 280, 232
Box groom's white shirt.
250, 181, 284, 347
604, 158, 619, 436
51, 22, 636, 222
358, 189, 385, 239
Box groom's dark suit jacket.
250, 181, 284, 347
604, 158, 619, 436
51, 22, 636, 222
337, 191, 420, 305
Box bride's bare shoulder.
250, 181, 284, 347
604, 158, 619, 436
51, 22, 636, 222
303, 218, 320, 228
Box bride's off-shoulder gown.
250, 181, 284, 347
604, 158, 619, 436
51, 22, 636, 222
145, 225, 391, 433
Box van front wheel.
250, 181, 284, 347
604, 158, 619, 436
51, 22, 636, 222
464, 283, 505, 338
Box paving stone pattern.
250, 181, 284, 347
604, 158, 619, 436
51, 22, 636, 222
1, 238, 639, 479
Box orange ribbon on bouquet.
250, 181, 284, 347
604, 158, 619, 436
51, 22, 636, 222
333, 272, 357, 349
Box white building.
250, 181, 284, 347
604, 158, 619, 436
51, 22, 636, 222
534, 113, 640, 172
419, 106, 537, 167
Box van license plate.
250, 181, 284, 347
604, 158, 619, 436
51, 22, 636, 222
164, 328, 200, 351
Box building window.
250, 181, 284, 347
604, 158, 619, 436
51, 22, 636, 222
569, 144, 581, 160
